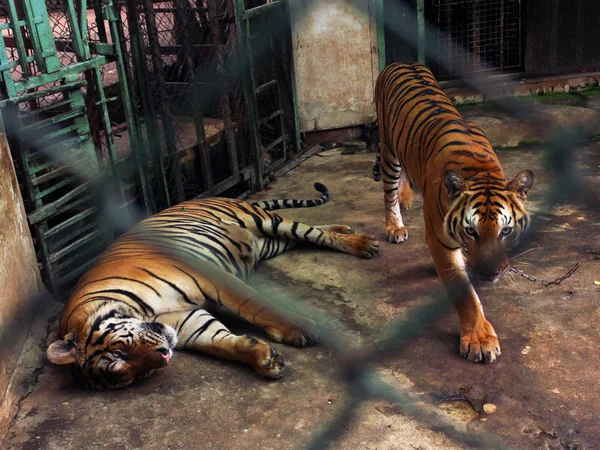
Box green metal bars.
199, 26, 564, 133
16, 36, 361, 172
0, 0, 142, 295
1, 0, 301, 296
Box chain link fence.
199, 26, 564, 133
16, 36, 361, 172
1, 0, 598, 448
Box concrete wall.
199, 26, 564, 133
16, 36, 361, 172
289, 0, 380, 132
0, 115, 43, 439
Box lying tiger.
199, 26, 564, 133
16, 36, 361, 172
47, 183, 379, 389
374, 63, 533, 363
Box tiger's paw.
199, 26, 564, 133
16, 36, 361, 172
385, 225, 408, 243
460, 320, 501, 364
346, 234, 380, 259
265, 323, 319, 348
247, 336, 285, 379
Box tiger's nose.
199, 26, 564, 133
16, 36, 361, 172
156, 347, 171, 365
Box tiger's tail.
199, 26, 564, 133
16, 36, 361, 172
372, 144, 382, 181
251, 182, 330, 211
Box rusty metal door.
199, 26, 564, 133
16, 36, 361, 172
0, 0, 146, 295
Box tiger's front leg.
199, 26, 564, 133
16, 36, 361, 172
155, 309, 285, 379
425, 223, 501, 363
380, 143, 409, 243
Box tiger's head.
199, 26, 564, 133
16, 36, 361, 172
443, 169, 534, 283
46, 304, 178, 389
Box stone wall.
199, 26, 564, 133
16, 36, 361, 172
0, 114, 43, 440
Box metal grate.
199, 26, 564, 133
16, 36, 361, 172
432, 0, 522, 78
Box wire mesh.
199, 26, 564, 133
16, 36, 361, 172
432, 0, 522, 78
3, 0, 598, 448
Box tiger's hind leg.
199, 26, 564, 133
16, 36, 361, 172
249, 211, 378, 259
379, 141, 409, 243
155, 309, 285, 379
314, 224, 356, 234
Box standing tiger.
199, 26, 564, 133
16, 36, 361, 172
374, 63, 533, 363
46, 183, 379, 389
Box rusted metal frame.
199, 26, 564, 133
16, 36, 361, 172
5, 79, 86, 103
79, 0, 91, 58
262, 134, 284, 154
125, 0, 169, 211
268, 142, 322, 178
32, 123, 81, 146
36, 175, 80, 199
196, 165, 254, 198
5, 0, 32, 76
32, 163, 77, 186
233, 0, 263, 190
20, 0, 61, 73
265, 9, 287, 162
208, 0, 240, 178
254, 78, 276, 94
49, 226, 107, 263
66, 0, 114, 174
223, 0, 250, 169
90, 65, 122, 178
56, 256, 98, 287
40, 195, 96, 235
29, 134, 89, 161
244, 0, 280, 19
20, 107, 86, 131
58, 73, 100, 180
0, 29, 19, 98
44, 205, 97, 239
28, 181, 93, 225
44, 76, 103, 287
175, 0, 213, 191
53, 236, 104, 272
33, 221, 58, 290
64, 0, 89, 60
104, 0, 153, 216
13, 57, 107, 92
280, 0, 300, 153
91, 0, 108, 43
143, 0, 185, 204
259, 109, 281, 125
4, 101, 58, 290
3, 103, 57, 292
82, 68, 104, 162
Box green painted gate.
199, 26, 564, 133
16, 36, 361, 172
0, 0, 300, 296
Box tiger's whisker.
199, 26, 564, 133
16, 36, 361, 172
509, 247, 540, 261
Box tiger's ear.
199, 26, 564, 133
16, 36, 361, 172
47, 332, 77, 365
508, 170, 534, 200
444, 170, 466, 200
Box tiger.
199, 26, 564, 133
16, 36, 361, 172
46, 183, 379, 389
373, 62, 533, 363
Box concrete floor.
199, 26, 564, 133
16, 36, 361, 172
4, 141, 600, 449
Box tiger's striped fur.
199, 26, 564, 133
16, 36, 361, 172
47, 183, 379, 389
374, 63, 533, 363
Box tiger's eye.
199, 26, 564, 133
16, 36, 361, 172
501, 227, 513, 236
112, 350, 123, 359
464, 226, 476, 236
